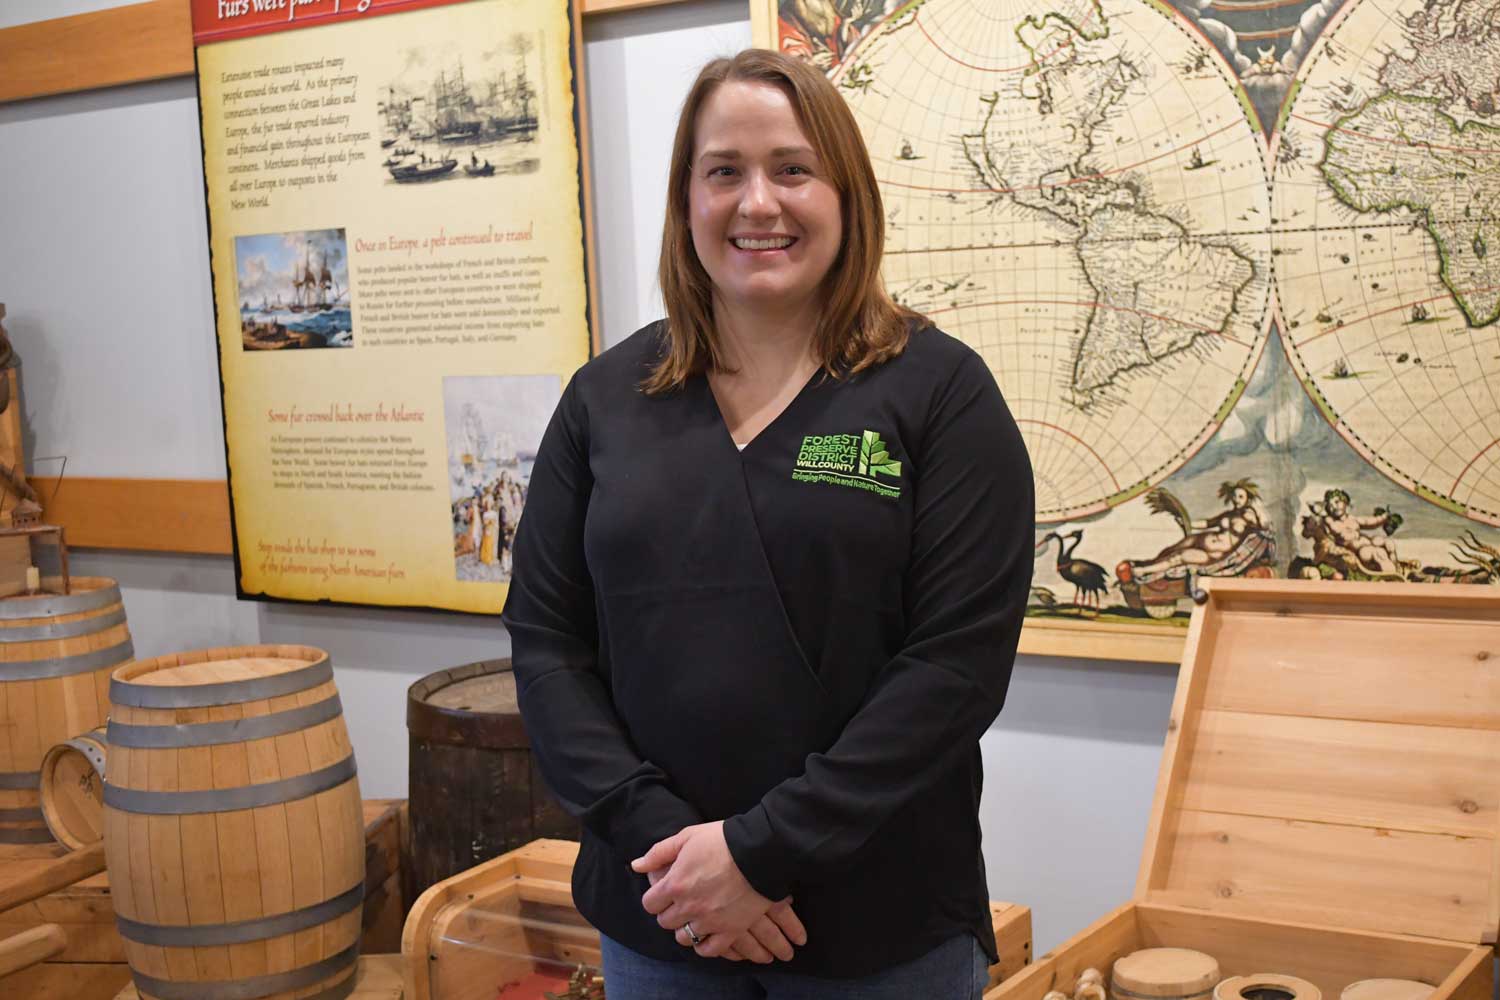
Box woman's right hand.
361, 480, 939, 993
721, 898, 807, 963
644, 867, 807, 962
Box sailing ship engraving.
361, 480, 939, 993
380, 36, 542, 184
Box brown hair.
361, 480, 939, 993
641, 48, 924, 395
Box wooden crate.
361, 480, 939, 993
0, 798, 410, 999
402, 838, 1032, 1000
986, 578, 1499, 1000
113, 952, 405, 999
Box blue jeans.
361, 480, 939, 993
599, 932, 990, 1000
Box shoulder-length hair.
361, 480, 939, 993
641, 48, 925, 395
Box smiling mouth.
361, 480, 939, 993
731, 236, 796, 250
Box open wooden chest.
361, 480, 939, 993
986, 578, 1498, 1000
404, 839, 1034, 1000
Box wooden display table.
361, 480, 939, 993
0, 798, 408, 1000
404, 838, 1032, 1000
986, 579, 1500, 1000
113, 952, 405, 999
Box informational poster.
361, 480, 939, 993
193, 0, 595, 613
757, 0, 1500, 662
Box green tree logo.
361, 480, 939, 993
859, 430, 901, 478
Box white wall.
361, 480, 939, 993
0, 1, 130, 30
0, 0, 1177, 953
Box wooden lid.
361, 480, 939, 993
426, 671, 517, 713
407, 659, 528, 747
1136, 578, 1500, 945
1217, 976, 1321, 1000
130, 656, 306, 686
112, 645, 330, 708
1111, 948, 1220, 998
1341, 982, 1434, 1000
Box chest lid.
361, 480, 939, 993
1135, 578, 1500, 944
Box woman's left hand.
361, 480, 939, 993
632, 821, 776, 957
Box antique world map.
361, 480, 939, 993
764, 0, 1500, 648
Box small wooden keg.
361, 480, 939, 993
0, 577, 133, 846
40, 726, 107, 849
407, 659, 579, 898
1112, 948, 1221, 1000
103, 645, 364, 1000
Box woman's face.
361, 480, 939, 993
688, 81, 842, 319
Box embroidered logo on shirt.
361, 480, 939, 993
792, 430, 902, 500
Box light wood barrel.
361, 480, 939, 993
103, 645, 364, 1000
40, 726, 107, 849
0, 577, 133, 846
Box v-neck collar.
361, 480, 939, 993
700, 367, 823, 455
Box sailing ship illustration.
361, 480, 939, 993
1186, 146, 1215, 170
408, 94, 434, 140
381, 42, 540, 179
433, 63, 484, 140
287, 246, 344, 312
378, 85, 413, 147
486, 53, 537, 139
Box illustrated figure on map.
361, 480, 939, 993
1115, 480, 1277, 621
1291, 488, 1407, 580
1120, 480, 1275, 581
777, 0, 896, 69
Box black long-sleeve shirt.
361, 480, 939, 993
500, 319, 1034, 977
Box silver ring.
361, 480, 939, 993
683, 921, 703, 946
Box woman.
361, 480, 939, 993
501, 49, 1033, 998
479, 495, 499, 565
467, 496, 482, 555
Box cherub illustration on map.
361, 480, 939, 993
1290, 488, 1409, 581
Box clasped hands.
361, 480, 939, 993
632, 820, 807, 964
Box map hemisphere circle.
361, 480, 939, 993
1272, 0, 1500, 526
828, 0, 1274, 523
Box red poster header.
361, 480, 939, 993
191, 0, 469, 45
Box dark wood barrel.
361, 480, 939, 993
407, 659, 578, 898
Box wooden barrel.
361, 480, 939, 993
103, 645, 364, 1000
407, 659, 578, 898
40, 726, 106, 849
0, 577, 133, 847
